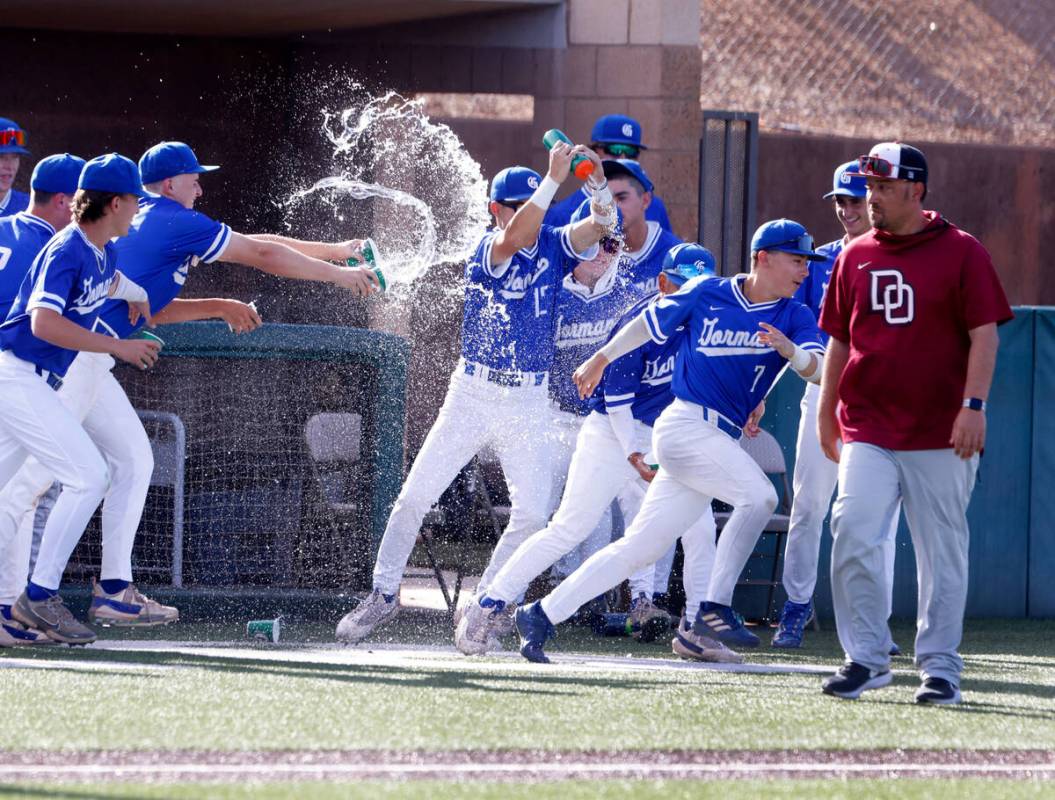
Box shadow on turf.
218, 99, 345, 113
0, 786, 160, 800
1, 646, 661, 697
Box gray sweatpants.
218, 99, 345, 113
831, 443, 978, 684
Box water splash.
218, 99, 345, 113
287, 88, 491, 291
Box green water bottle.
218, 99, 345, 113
348, 238, 386, 292
542, 129, 594, 180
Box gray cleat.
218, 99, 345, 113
12, 591, 97, 645
335, 589, 400, 644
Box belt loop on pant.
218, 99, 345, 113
703, 407, 742, 440
462, 359, 547, 388
34, 365, 63, 391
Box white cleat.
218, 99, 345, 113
454, 597, 508, 656
336, 589, 400, 644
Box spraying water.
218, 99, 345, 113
287, 89, 491, 291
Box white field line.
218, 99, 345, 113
0, 762, 1052, 779
0, 656, 173, 673
80, 640, 845, 677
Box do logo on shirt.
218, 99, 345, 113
870, 269, 914, 325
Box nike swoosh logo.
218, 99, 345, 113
709, 305, 721, 310
857, 261, 872, 270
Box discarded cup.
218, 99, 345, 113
247, 617, 282, 643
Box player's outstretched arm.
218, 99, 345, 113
221, 232, 379, 297
573, 314, 652, 399
30, 309, 161, 370
151, 298, 262, 334
247, 234, 363, 264
758, 322, 823, 383
817, 337, 849, 462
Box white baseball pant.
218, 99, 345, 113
0, 351, 153, 597
371, 361, 554, 596
831, 443, 977, 684
782, 381, 897, 607
539, 398, 771, 624
0, 351, 111, 592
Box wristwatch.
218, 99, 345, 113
962, 397, 986, 412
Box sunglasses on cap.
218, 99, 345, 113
858, 154, 894, 178
1, 129, 26, 148
596, 143, 640, 159
769, 233, 816, 253
498, 200, 526, 211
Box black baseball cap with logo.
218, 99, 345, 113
857, 142, 928, 185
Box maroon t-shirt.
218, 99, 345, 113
820, 211, 1013, 451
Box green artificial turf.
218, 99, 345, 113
1, 618, 1052, 752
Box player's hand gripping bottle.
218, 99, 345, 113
348, 238, 387, 292
542, 129, 594, 180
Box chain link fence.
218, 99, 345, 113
700, 0, 1055, 147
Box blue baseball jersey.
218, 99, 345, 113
0, 212, 56, 321
793, 237, 842, 347
544, 186, 673, 232
461, 224, 593, 373
0, 189, 30, 218
0, 225, 119, 376
591, 291, 683, 427
643, 275, 824, 428
623, 223, 682, 298
94, 195, 231, 338
551, 266, 635, 414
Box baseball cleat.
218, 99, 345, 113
0, 606, 54, 647
336, 589, 400, 644
771, 599, 814, 649
11, 591, 96, 645
629, 593, 672, 643
890, 641, 903, 657
821, 661, 893, 700
515, 601, 555, 664
915, 677, 961, 705
672, 615, 743, 663
454, 596, 506, 656
88, 580, 179, 627
694, 602, 760, 648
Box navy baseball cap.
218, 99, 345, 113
31, 154, 87, 194
0, 118, 30, 155
78, 153, 149, 198
602, 159, 654, 193
590, 114, 646, 149
139, 141, 220, 184
750, 219, 825, 261
662, 243, 716, 284
858, 141, 928, 184
490, 166, 541, 203
823, 161, 867, 199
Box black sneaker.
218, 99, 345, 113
821, 661, 892, 699
915, 677, 961, 705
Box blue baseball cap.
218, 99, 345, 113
823, 161, 867, 199
31, 154, 87, 194
490, 166, 541, 203
139, 141, 219, 185
0, 118, 30, 155
78, 153, 149, 198
590, 114, 647, 149
602, 159, 654, 193
662, 243, 716, 284
750, 219, 825, 261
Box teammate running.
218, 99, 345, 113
335, 141, 612, 644
513, 219, 827, 663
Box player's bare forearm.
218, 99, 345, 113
222, 233, 377, 296
491, 203, 547, 263
151, 298, 262, 333
247, 234, 361, 263
950, 323, 999, 458
568, 216, 605, 255
818, 337, 849, 462
30, 308, 160, 368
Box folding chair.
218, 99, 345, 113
136, 410, 187, 588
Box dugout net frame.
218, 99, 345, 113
698, 110, 759, 276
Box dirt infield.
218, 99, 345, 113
0, 749, 1052, 783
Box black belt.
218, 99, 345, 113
34, 365, 63, 391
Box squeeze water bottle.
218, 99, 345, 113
542, 129, 594, 181
348, 238, 387, 292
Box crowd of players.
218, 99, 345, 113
0, 111, 1010, 705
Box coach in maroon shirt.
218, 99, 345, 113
817, 141, 1012, 705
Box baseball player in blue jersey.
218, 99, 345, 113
545, 114, 672, 232
0, 118, 31, 218
0, 153, 87, 647
456, 245, 730, 657
513, 219, 827, 663
0, 154, 161, 644
0, 140, 379, 633
772, 162, 899, 649
336, 141, 614, 644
